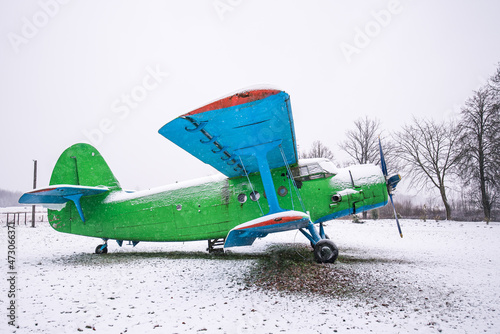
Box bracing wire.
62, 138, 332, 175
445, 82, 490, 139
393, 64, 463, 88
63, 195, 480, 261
293, 229, 308, 260
279, 145, 306, 212
238, 156, 264, 216
287, 175, 295, 210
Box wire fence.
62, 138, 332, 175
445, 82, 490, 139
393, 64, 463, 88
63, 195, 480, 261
1, 207, 48, 226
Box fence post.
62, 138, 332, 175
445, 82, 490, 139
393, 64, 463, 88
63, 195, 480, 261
32, 159, 37, 228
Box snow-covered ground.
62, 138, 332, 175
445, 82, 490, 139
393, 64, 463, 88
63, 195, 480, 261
1, 219, 499, 333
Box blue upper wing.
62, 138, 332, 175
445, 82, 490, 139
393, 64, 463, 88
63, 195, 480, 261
158, 89, 298, 178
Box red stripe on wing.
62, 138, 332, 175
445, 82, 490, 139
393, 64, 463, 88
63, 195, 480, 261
183, 89, 281, 116
236, 215, 305, 230
30, 188, 57, 193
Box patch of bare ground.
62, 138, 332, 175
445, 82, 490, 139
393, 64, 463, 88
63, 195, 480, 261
243, 243, 415, 302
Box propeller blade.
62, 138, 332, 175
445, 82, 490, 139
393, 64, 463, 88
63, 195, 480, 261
379, 138, 403, 238
378, 137, 388, 176
389, 193, 403, 238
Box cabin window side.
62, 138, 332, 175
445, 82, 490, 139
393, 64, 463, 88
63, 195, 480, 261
291, 161, 336, 182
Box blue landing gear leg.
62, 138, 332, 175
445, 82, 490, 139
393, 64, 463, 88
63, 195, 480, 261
300, 222, 338, 264
95, 240, 108, 254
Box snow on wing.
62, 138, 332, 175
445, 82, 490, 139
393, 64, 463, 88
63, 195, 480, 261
158, 89, 298, 178
18, 185, 109, 222
224, 211, 311, 247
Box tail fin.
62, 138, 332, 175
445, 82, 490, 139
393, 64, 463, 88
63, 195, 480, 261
19, 144, 119, 223
50, 143, 121, 190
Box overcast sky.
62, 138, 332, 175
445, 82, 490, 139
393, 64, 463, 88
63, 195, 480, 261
1, 0, 499, 193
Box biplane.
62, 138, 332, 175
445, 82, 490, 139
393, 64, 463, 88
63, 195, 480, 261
19, 88, 401, 263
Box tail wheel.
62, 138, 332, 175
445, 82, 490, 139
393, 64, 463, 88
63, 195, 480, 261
95, 244, 108, 254
313, 239, 338, 264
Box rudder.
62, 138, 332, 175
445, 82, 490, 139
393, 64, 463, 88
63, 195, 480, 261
50, 143, 121, 190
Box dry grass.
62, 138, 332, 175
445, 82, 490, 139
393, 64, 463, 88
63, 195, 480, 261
243, 243, 409, 301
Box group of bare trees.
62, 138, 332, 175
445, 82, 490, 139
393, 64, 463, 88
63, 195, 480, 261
393, 118, 463, 220
0, 189, 24, 207
459, 69, 500, 222
301, 63, 500, 222
300, 140, 334, 160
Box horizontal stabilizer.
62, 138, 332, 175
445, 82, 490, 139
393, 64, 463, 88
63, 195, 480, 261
19, 185, 109, 222
224, 211, 310, 248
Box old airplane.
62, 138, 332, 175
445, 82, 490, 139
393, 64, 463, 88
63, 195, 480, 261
19, 88, 401, 263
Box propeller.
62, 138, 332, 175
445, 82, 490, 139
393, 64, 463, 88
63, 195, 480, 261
378, 138, 403, 238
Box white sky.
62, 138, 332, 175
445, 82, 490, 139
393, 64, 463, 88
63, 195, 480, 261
1, 0, 499, 192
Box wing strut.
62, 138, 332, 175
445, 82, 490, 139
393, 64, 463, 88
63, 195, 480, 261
235, 140, 284, 215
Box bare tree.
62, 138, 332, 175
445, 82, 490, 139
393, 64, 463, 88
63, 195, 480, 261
460, 84, 499, 222
393, 117, 463, 220
489, 64, 500, 207
339, 116, 398, 219
489, 62, 500, 95
301, 140, 334, 160
339, 116, 381, 164
339, 116, 397, 172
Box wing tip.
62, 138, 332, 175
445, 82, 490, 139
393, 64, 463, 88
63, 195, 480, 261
184, 88, 284, 116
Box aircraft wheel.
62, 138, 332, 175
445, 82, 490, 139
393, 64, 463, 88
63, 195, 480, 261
95, 244, 108, 254
310, 234, 330, 249
313, 239, 338, 264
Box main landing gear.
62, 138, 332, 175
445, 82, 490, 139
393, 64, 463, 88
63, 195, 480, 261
313, 239, 338, 264
300, 221, 339, 264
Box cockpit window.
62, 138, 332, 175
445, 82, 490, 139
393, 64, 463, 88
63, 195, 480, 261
291, 159, 337, 181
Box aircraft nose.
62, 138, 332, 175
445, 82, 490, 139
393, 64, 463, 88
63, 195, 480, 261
387, 174, 401, 192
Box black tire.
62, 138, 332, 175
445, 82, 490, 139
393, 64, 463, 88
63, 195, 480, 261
95, 244, 108, 254
313, 239, 338, 263
310, 235, 330, 249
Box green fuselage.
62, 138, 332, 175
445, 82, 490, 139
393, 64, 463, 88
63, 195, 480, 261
48, 161, 388, 243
